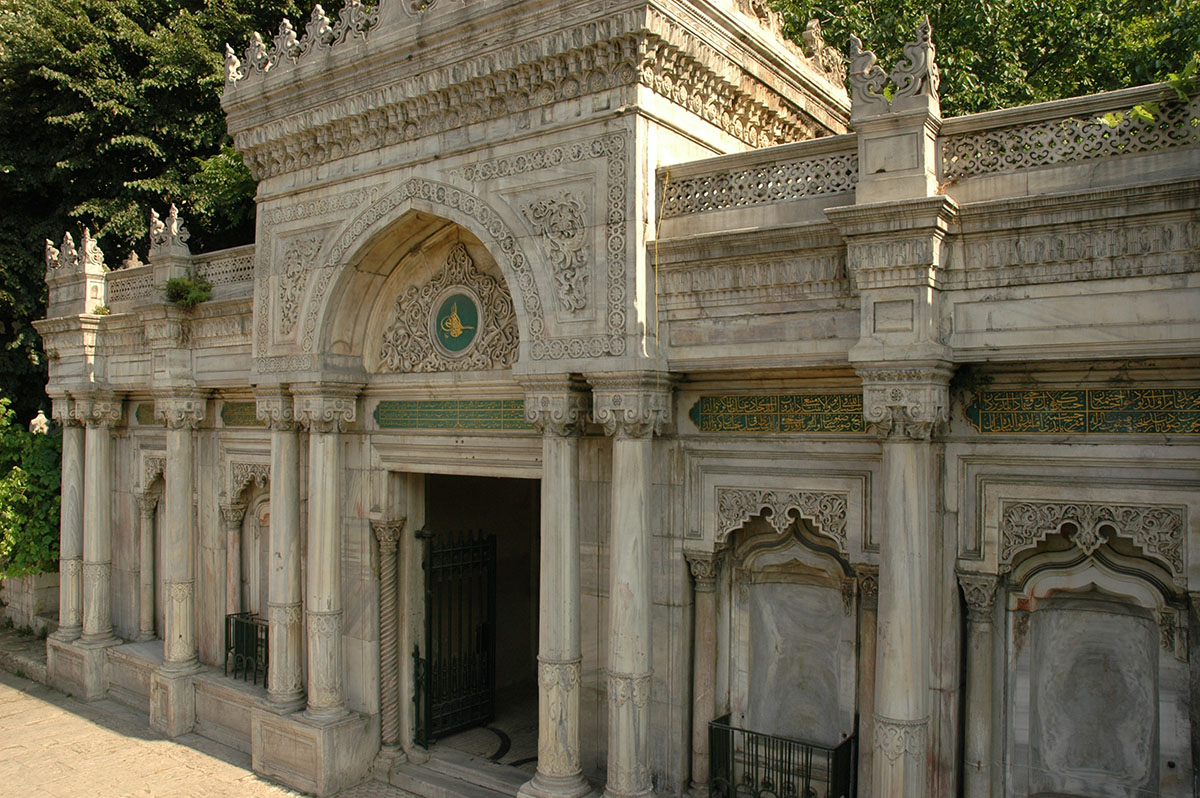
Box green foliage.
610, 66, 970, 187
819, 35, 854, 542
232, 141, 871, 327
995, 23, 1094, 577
0, 0, 307, 419
0, 397, 62, 578
771, 0, 1200, 117
164, 273, 212, 309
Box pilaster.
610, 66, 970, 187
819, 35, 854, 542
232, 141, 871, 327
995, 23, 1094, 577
591, 372, 672, 798
257, 387, 306, 712
136, 494, 159, 642
519, 376, 593, 798
685, 552, 718, 795
959, 572, 999, 798
220, 503, 247, 616
294, 384, 360, 721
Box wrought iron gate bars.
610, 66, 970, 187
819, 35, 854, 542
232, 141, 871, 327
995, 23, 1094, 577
224, 611, 269, 686
413, 527, 498, 747
709, 714, 858, 798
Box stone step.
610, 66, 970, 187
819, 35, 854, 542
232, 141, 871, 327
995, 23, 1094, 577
425, 747, 530, 794
390, 762, 515, 798
0, 627, 48, 686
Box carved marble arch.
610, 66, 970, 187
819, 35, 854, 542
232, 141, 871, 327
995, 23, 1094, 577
316, 183, 542, 371
725, 517, 859, 749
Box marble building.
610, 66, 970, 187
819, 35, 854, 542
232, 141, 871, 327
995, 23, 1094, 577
33, 1, 1200, 797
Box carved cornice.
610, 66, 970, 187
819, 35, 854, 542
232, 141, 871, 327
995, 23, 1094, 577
715, 487, 850, 554
590, 373, 673, 439
857, 364, 952, 440
293, 385, 360, 433
154, 393, 207, 430
522, 377, 590, 437
957, 571, 999, 623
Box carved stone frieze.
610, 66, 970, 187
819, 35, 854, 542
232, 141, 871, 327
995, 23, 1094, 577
999, 499, 1185, 583
714, 487, 849, 553
591, 374, 673, 439
849, 17, 939, 119
522, 192, 590, 313
858, 365, 952, 440
377, 242, 517, 373
154, 394, 206, 430
294, 388, 358, 433
522, 378, 590, 437
957, 572, 1000, 623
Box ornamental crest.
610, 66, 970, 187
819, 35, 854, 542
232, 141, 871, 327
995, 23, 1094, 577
377, 243, 518, 372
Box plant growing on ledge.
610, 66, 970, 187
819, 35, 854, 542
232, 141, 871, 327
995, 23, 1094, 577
165, 272, 212, 310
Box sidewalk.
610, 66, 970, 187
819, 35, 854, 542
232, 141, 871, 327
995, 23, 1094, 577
0, 633, 416, 797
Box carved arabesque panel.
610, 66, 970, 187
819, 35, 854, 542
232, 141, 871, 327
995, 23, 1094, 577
522, 192, 590, 313
716, 487, 849, 554
377, 242, 517, 372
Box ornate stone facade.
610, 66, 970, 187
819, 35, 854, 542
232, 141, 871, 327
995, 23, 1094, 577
34, 4, 1200, 798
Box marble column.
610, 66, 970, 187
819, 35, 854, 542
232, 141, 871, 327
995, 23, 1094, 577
860, 367, 950, 798
80, 395, 121, 645
221, 504, 247, 616
156, 393, 206, 671
855, 565, 880, 797
137, 494, 159, 641
520, 378, 591, 798
50, 397, 84, 642
373, 519, 405, 750
295, 387, 358, 721
959, 572, 999, 798
593, 374, 671, 798
258, 390, 305, 711
685, 553, 718, 794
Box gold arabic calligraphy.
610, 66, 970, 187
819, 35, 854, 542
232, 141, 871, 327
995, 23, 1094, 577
439, 302, 474, 339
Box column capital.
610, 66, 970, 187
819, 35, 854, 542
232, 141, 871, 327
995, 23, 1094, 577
136, 493, 159, 519
590, 372, 674, 439
856, 564, 879, 609
958, 571, 1000, 623
219, 503, 247, 526
522, 376, 590, 437
255, 387, 300, 431
684, 552, 719, 591
857, 362, 952, 440
371, 518, 407, 551
292, 384, 360, 433
154, 392, 207, 430
51, 395, 83, 427
76, 393, 123, 428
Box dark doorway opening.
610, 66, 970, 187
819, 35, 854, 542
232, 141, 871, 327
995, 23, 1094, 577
421, 474, 540, 771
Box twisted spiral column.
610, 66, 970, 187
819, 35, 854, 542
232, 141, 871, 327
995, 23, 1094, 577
373, 519, 405, 748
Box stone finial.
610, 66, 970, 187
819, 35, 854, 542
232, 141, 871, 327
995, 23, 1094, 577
28, 410, 50, 435
306, 5, 335, 48
121, 250, 143, 269
802, 20, 846, 85
44, 228, 106, 277
272, 18, 299, 66
224, 43, 244, 83
148, 204, 191, 258
849, 16, 940, 121
58, 232, 78, 271
78, 228, 106, 271
44, 239, 60, 274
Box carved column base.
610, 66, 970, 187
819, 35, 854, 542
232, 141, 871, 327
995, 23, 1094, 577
602, 672, 652, 798
872, 713, 929, 797
268, 601, 305, 712
150, 667, 197, 738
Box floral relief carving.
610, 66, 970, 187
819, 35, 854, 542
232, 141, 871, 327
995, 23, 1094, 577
144, 456, 166, 489
522, 192, 590, 313
538, 659, 583, 776
874, 714, 928, 762
230, 461, 270, 501
957, 572, 999, 623
278, 235, 322, 338
999, 499, 1185, 582
606, 671, 650, 708
378, 242, 518, 373
715, 487, 849, 554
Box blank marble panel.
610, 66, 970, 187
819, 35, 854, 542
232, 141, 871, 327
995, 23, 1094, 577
1030, 598, 1158, 798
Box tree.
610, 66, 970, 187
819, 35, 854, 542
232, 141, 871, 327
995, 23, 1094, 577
0, 0, 305, 421
772, 0, 1200, 117
0, 398, 61, 577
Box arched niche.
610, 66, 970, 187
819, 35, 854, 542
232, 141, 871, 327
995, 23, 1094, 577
1003, 539, 1191, 798
723, 515, 858, 748
315, 182, 542, 369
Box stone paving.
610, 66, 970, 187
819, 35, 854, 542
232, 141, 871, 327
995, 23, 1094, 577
0, 666, 418, 797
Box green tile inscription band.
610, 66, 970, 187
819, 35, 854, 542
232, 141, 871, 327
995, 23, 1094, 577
220, 402, 264, 427
965, 387, 1200, 434
374, 399, 531, 431
689, 393, 865, 433
135, 403, 156, 425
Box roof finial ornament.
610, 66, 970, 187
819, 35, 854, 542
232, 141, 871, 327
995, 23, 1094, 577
223, 43, 244, 83
848, 15, 941, 121
148, 204, 191, 258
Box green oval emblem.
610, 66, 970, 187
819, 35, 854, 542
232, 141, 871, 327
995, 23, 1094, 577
434, 292, 479, 353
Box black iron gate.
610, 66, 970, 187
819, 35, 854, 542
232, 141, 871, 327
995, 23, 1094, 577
413, 528, 497, 747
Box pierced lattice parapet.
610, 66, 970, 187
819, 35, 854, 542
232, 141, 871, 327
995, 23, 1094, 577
660, 150, 858, 218
942, 93, 1200, 180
